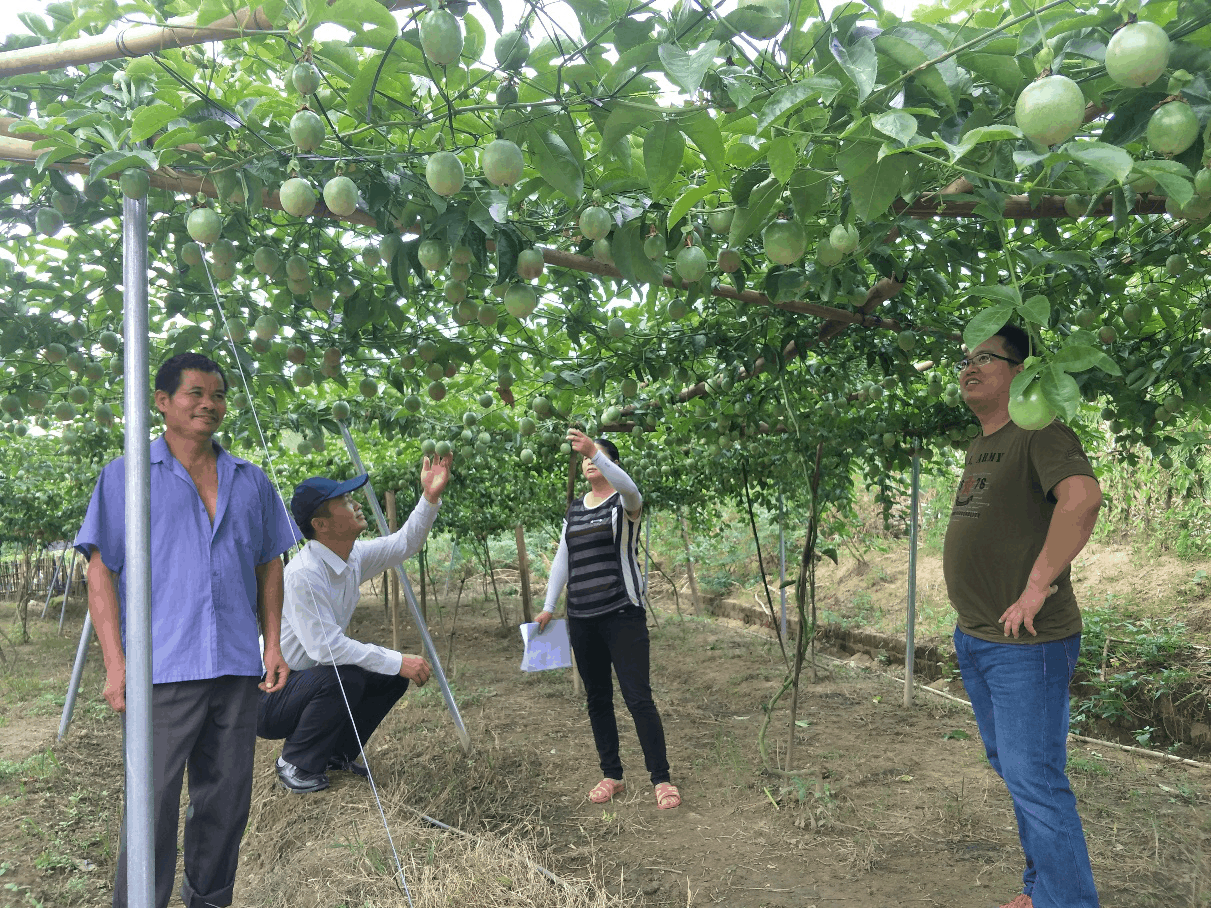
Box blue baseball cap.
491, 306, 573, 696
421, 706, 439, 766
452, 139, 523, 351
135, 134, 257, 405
291, 474, 369, 535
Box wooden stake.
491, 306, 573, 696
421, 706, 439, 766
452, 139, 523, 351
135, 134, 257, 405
679, 515, 701, 615
385, 490, 400, 651
515, 523, 533, 625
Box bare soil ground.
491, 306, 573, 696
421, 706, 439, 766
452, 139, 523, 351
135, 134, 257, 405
1, 578, 1209, 908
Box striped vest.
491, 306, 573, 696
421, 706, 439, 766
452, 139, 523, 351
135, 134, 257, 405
564, 492, 646, 619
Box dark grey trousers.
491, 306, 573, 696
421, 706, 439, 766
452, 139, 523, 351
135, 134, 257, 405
113, 676, 260, 908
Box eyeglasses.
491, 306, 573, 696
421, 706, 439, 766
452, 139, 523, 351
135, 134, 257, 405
954, 352, 1021, 373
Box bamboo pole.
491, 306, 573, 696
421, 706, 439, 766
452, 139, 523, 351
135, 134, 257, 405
0, 2, 425, 78
385, 490, 400, 651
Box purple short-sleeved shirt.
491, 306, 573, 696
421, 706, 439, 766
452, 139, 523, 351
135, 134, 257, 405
74, 436, 301, 684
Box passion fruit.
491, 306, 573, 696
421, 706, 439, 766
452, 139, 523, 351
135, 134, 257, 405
1147, 100, 1199, 156
279, 178, 317, 217
186, 207, 223, 244
481, 138, 524, 187
579, 205, 613, 240
323, 175, 359, 216
291, 61, 322, 95
426, 151, 465, 197
763, 220, 807, 265
1015, 75, 1086, 147
494, 30, 530, 71
289, 109, 325, 152
504, 284, 538, 318
516, 248, 544, 280
419, 10, 463, 66
1104, 20, 1170, 88
675, 245, 708, 282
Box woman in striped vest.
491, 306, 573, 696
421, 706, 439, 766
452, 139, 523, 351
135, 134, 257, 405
536, 428, 680, 809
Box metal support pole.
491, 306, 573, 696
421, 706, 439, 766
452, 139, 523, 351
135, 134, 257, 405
59, 610, 93, 741
123, 192, 155, 908
57, 553, 75, 633
778, 493, 787, 640
337, 422, 472, 754
39, 555, 63, 619
904, 450, 921, 708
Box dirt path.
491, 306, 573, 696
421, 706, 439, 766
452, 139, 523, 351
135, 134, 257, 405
1, 595, 1208, 908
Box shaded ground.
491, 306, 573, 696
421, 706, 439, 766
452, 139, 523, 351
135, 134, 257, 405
1, 588, 1209, 908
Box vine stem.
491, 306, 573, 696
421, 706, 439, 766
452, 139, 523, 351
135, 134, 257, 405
878, 0, 1077, 99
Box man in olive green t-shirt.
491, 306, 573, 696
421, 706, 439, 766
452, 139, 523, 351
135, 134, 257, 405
942, 325, 1103, 908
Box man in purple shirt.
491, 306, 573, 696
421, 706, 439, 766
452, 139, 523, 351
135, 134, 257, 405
75, 353, 298, 908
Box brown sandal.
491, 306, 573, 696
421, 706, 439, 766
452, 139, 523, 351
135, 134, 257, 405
654, 782, 681, 809
588, 778, 625, 804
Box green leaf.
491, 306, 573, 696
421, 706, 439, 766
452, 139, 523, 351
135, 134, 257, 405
831, 35, 878, 102
1065, 141, 1135, 185
765, 136, 797, 184
643, 120, 685, 199
323, 0, 398, 33
787, 168, 830, 221
600, 103, 653, 155
957, 52, 1023, 98
1135, 160, 1194, 208
658, 40, 720, 95
837, 141, 907, 222
968, 284, 1022, 307
526, 127, 584, 201
1040, 363, 1080, 420
676, 111, 727, 180
755, 77, 842, 134
478, 0, 504, 33
871, 111, 918, 146
949, 126, 1022, 164
728, 178, 782, 247
88, 149, 157, 183
1017, 294, 1050, 326
1052, 344, 1122, 376
962, 302, 1015, 351
130, 104, 180, 144
1010, 363, 1043, 399
667, 180, 717, 234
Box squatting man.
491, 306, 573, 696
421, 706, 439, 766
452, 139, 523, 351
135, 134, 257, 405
257, 452, 452, 792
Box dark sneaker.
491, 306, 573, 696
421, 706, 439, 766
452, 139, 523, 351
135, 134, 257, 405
276, 757, 329, 793
326, 756, 369, 778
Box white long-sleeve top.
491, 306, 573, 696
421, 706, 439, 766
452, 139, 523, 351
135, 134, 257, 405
279, 496, 439, 675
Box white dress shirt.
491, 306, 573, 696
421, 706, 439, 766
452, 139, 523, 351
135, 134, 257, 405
279, 496, 440, 676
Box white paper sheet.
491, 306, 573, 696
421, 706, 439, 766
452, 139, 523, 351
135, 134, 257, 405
519, 619, 572, 672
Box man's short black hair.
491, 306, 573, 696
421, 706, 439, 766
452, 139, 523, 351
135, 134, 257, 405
594, 437, 621, 464
994, 324, 1031, 364
155, 353, 228, 396
300, 499, 333, 540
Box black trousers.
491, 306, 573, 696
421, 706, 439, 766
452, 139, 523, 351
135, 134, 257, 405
568, 605, 670, 785
113, 675, 260, 908
256, 664, 409, 774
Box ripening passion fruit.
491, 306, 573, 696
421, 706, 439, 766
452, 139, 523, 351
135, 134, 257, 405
279, 178, 317, 217
323, 175, 359, 216
1008, 382, 1057, 431
291, 62, 321, 95
494, 30, 530, 71
419, 10, 463, 66
289, 109, 325, 152
504, 284, 538, 318
675, 245, 708, 282
763, 220, 807, 265
516, 248, 544, 280
1147, 100, 1200, 156
579, 206, 613, 240
418, 239, 451, 271
426, 151, 465, 197
1014, 75, 1086, 147
481, 139, 524, 187
1104, 20, 1170, 88
186, 207, 223, 244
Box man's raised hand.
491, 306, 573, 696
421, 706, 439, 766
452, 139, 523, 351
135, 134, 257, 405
421, 452, 453, 504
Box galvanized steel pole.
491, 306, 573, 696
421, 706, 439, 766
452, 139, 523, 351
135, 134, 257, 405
904, 451, 921, 708
122, 193, 155, 908
58, 611, 93, 741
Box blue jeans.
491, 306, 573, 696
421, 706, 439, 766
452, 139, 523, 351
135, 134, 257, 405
953, 628, 1099, 908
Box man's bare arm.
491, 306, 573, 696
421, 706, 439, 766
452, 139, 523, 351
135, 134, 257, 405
86, 549, 127, 712
256, 557, 289, 693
